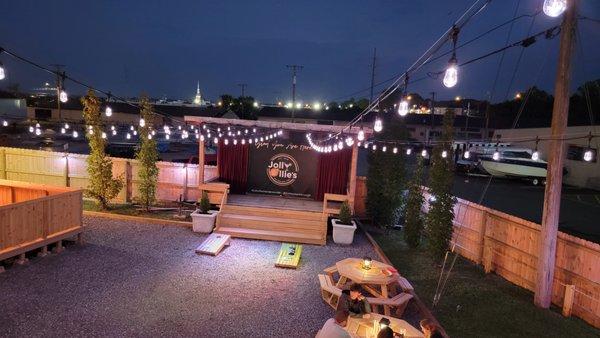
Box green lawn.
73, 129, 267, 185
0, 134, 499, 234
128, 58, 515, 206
367, 227, 600, 338
83, 200, 192, 222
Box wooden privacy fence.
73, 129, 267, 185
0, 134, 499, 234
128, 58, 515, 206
0, 179, 83, 263
0, 147, 218, 204
421, 189, 600, 329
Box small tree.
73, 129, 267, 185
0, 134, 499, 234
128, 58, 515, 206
81, 90, 123, 209
198, 191, 211, 214
404, 156, 424, 248
338, 200, 353, 225
135, 95, 159, 211
425, 108, 456, 261
366, 115, 409, 228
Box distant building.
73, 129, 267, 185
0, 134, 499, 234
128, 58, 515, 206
0, 91, 27, 120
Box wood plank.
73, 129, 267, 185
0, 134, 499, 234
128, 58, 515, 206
216, 226, 325, 245
195, 233, 231, 256
275, 242, 302, 269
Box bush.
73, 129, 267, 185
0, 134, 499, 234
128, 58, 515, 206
135, 95, 159, 211
404, 157, 424, 248
198, 191, 211, 214
338, 200, 353, 225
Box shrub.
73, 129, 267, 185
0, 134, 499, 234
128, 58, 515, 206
135, 95, 159, 211
404, 156, 424, 248
338, 200, 353, 225
198, 191, 211, 214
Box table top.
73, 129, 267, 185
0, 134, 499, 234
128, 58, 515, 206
336, 258, 397, 285
346, 313, 424, 338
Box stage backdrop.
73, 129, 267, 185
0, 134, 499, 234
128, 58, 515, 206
247, 139, 318, 198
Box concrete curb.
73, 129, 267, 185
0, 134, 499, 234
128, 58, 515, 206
358, 222, 449, 338
83, 210, 192, 227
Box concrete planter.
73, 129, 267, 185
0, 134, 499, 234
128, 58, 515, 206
191, 210, 218, 233
332, 219, 357, 245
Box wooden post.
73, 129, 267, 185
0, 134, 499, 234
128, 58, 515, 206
535, 1, 578, 309
562, 284, 576, 317
38, 246, 49, 257
124, 160, 131, 203
347, 142, 359, 212
0, 148, 6, 179
63, 153, 70, 187
183, 164, 189, 201
198, 139, 205, 184
477, 210, 488, 265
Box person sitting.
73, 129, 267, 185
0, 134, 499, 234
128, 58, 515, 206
315, 310, 351, 338
377, 326, 395, 338
419, 318, 443, 338
337, 283, 371, 318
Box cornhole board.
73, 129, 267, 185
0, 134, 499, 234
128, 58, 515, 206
195, 233, 231, 256
275, 243, 302, 269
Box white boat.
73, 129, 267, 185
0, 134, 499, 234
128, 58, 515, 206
478, 148, 548, 184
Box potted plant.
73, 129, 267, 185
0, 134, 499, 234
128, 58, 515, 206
332, 200, 357, 244
191, 191, 218, 233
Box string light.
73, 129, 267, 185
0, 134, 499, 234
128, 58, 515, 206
373, 117, 383, 133
406, 148, 412, 155
126, 133, 131, 140
35, 128, 41, 136
398, 99, 409, 116
531, 138, 540, 161
421, 149, 427, 157
64, 123, 70, 129
101, 132, 107, 139
112, 130, 117, 136
464, 150, 470, 159
443, 27, 460, 88
382, 146, 387, 152
29, 126, 34, 133
357, 128, 365, 141
133, 130, 137, 136
59, 89, 68, 103
166, 134, 170, 140
105, 106, 112, 117
543, 0, 567, 17
1, 120, 7, 127
72, 131, 78, 138
0, 59, 5, 80
60, 128, 66, 134
393, 147, 398, 154
139, 118, 145, 127
492, 149, 500, 161
441, 150, 448, 158
583, 133, 594, 162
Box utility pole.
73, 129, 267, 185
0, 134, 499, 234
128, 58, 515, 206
369, 48, 377, 104
534, 0, 578, 309
50, 64, 65, 120
429, 92, 436, 144
237, 83, 247, 97
286, 65, 303, 122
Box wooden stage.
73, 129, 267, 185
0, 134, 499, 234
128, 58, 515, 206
215, 193, 328, 245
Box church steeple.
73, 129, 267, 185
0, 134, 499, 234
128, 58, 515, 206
193, 81, 202, 105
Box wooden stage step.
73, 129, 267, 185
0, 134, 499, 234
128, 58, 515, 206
221, 204, 324, 221
216, 227, 325, 245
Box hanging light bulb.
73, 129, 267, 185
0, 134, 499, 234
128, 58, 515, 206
112, 130, 117, 136
393, 147, 398, 154
421, 149, 428, 157
105, 106, 113, 117
200, 135, 205, 142
111, 125, 115, 131
248, 139, 253, 144
492, 150, 500, 161
373, 117, 383, 132
130, 125, 134, 131
133, 130, 137, 136
166, 134, 170, 140
531, 150, 540, 161
441, 150, 448, 158
463, 150, 470, 159
101, 132, 107, 139
443, 57, 458, 88
59, 89, 68, 103
2, 120, 7, 127
148, 134, 152, 140
64, 123, 70, 129
126, 133, 131, 140
35, 128, 41, 136
357, 128, 365, 141
233, 139, 238, 145
29, 126, 34, 133
382, 146, 387, 152
241, 139, 245, 145
583, 149, 593, 162
364, 143, 368, 149
333, 144, 338, 151
398, 99, 409, 116
0, 61, 5, 80
72, 131, 79, 138
543, 0, 567, 17
372, 144, 377, 151
337, 140, 343, 149
151, 130, 156, 136
213, 137, 218, 144
36, 123, 40, 128
139, 118, 145, 127
406, 148, 412, 155
61, 128, 66, 134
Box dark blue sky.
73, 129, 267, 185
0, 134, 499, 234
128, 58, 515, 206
1, 0, 598, 103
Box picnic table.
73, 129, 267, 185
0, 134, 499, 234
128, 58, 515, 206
346, 313, 424, 338
327, 258, 402, 316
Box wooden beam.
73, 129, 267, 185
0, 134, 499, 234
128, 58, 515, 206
535, 1, 578, 309
348, 142, 359, 212
198, 139, 205, 184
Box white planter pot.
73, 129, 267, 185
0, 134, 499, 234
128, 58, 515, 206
191, 210, 218, 233
332, 219, 357, 245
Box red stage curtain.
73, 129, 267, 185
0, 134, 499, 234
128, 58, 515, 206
217, 141, 249, 194
315, 148, 352, 201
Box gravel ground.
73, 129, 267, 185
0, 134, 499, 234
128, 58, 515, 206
0, 216, 398, 337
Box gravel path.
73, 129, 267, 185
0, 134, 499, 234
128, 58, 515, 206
0, 216, 382, 337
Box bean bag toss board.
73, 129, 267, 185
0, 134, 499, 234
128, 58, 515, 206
275, 243, 303, 269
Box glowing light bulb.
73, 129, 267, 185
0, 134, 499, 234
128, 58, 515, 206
72, 131, 78, 138
61, 128, 66, 134
249, 139, 253, 144
372, 144, 377, 151
357, 128, 365, 141
105, 106, 113, 117
213, 137, 218, 144
224, 139, 229, 145
421, 149, 427, 157
148, 134, 152, 140
442, 150, 448, 158
337, 141, 343, 149
111, 125, 115, 131
241, 139, 245, 145
64, 123, 70, 129
398, 99, 409, 116
139, 118, 145, 127
443, 60, 458, 88
133, 130, 137, 136
35, 128, 41, 135
531, 151, 539, 161
233, 139, 238, 145
543, 0, 567, 17
29, 126, 34, 133
313, 102, 321, 110
151, 130, 156, 136
492, 150, 500, 161
393, 147, 398, 154
126, 133, 131, 140
200, 135, 205, 142
464, 150, 470, 159
36, 123, 40, 128
583, 149, 593, 162
101, 132, 107, 139
2, 120, 8, 127
0, 64, 5, 80
373, 118, 383, 132
406, 148, 412, 155
382, 146, 387, 152
333, 144, 338, 151
166, 134, 170, 140
59, 90, 68, 103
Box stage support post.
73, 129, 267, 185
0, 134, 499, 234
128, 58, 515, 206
198, 139, 205, 184
348, 142, 359, 212
535, 0, 578, 309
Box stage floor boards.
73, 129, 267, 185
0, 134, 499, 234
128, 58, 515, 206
226, 194, 322, 212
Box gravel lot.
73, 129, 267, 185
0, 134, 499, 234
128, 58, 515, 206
0, 216, 395, 337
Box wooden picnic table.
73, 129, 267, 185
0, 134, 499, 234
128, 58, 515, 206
346, 313, 424, 338
330, 258, 400, 315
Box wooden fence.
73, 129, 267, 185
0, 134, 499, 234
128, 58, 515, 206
0, 147, 218, 204
0, 179, 83, 261
421, 189, 600, 329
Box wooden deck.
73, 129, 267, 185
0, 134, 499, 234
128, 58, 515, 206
216, 194, 327, 245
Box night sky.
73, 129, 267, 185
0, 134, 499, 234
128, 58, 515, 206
0, 0, 598, 104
